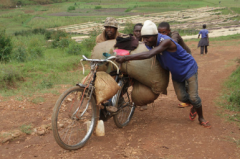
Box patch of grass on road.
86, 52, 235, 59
219, 60, 240, 123
20, 124, 32, 135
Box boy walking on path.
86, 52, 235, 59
116, 20, 211, 128
158, 22, 192, 108
198, 24, 209, 55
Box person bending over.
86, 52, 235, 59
158, 22, 192, 108
116, 20, 211, 128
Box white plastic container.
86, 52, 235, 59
95, 120, 105, 136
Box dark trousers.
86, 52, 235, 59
200, 46, 208, 54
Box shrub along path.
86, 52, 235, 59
0, 39, 240, 158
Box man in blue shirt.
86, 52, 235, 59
116, 20, 211, 128
198, 24, 209, 55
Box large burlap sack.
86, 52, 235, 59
131, 81, 159, 106
95, 71, 121, 105
91, 40, 116, 72
81, 74, 92, 85
91, 40, 169, 95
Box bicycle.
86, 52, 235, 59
51, 55, 135, 150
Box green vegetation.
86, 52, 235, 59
20, 124, 32, 135
219, 60, 240, 123
67, 6, 75, 12
0, 0, 240, 98
95, 6, 102, 9
0, 30, 13, 62
0, 27, 98, 96
185, 34, 240, 42
122, 20, 135, 34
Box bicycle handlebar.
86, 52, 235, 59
80, 55, 120, 75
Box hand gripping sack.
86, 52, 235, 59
95, 71, 121, 105
91, 40, 169, 95
131, 81, 159, 106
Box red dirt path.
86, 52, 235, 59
0, 40, 240, 159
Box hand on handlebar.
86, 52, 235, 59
115, 55, 126, 64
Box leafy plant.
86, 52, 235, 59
121, 20, 134, 34
67, 6, 75, 12
12, 46, 28, 62
95, 6, 102, 9
0, 65, 23, 89
0, 30, 13, 63
20, 124, 32, 135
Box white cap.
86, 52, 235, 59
141, 20, 158, 36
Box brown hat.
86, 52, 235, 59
104, 17, 118, 29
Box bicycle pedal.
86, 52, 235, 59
106, 106, 118, 113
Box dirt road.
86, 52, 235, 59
1, 40, 240, 159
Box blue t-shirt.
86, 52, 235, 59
199, 29, 208, 38
145, 33, 198, 82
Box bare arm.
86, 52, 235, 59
171, 31, 180, 43
198, 34, 200, 39
116, 39, 172, 63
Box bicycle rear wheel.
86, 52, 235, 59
113, 84, 135, 128
52, 86, 97, 150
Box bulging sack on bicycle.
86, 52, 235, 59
95, 71, 121, 105
91, 40, 169, 95
131, 80, 159, 106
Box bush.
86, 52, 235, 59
27, 38, 44, 60
14, 28, 49, 37
67, 6, 75, 12
121, 20, 134, 34
95, 6, 102, 9
12, 46, 28, 62
0, 30, 13, 62
58, 38, 70, 49
65, 40, 82, 55
0, 65, 23, 89
51, 30, 67, 42
125, 5, 137, 12
44, 31, 52, 40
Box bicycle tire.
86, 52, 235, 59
52, 86, 97, 150
113, 84, 135, 128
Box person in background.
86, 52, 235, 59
198, 24, 209, 55
116, 20, 211, 128
133, 23, 143, 41
96, 17, 121, 43
158, 22, 192, 108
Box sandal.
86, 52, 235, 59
189, 107, 197, 121
178, 103, 191, 108
200, 121, 211, 128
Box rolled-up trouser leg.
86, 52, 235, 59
173, 72, 202, 108
200, 46, 204, 54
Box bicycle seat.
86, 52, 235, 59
113, 49, 130, 56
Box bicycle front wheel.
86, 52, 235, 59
52, 86, 97, 150
113, 85, 135, 128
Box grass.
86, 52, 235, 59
216, 58, 240, 125
185, 34, 240, 42
20, 124, 32, 135
31, 97, 45, 104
